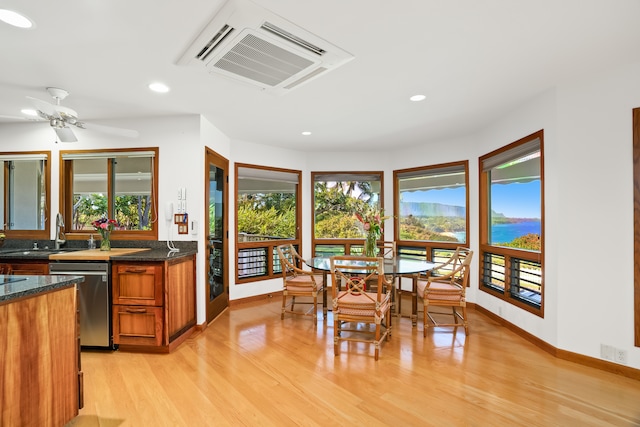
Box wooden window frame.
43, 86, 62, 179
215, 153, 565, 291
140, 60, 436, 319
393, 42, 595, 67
59, 147, 159, 241
393, 161, 469, 255
234, 163, 302, 284
479, 130, 545, 317
0, 151, 51, 239
311, 171, 384, 256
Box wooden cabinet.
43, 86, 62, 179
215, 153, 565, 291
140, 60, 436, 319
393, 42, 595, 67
5, 260, 49, 275
1, 284, 81, 425
112, 255, 196, 353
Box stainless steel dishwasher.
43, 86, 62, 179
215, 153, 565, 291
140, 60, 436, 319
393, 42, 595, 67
49, 261, 113, 349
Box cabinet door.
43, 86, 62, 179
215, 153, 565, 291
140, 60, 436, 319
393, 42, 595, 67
112, 264, 163, 306
112, 305, 164, 346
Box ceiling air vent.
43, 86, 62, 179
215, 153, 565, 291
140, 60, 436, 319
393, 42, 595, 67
177, 0, 353, 95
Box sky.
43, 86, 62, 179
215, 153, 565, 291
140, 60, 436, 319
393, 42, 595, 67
400, 180, 541, 219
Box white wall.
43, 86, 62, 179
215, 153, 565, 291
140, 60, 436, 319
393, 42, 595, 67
553, 61, 640, 368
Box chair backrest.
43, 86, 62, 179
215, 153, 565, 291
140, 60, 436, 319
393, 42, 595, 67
276, 243, 311, 280
376, 241, 396, 259
330, 256, 389, 304
432, 247, 473, 289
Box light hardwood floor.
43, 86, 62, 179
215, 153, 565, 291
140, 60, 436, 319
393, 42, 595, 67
68, 299, 640, 427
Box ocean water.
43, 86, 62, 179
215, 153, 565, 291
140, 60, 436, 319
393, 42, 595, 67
491, 221, 541, 244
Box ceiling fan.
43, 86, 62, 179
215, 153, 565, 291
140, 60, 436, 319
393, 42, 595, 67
23, 87, 139, 142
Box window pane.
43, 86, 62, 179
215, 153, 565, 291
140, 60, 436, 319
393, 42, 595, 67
489, 151, 541, 250
510, 258, 542, 307
482, 252, 506, 291
398, 169, 466, 243
72, 159, 107, 230
7, 159, 46, 230
314, 177, 381, 239
114, 156, 152, 230
237, 167, 298, 241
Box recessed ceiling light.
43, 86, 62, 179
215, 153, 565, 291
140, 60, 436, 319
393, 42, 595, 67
21, 108, 38, 117
148, 82, 170, 93
301, 131, 312, 136
0, 9, 34, 29
410, 94, 426, 102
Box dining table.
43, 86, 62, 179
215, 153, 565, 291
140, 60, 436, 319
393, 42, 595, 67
305, 256, 436, 326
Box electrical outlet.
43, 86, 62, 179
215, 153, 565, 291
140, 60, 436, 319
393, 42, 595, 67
601, 344, 614, 361
615, 348, 627, 364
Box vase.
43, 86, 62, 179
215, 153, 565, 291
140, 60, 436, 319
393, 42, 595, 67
100, 235, 111, 251
364, 232, 377, 257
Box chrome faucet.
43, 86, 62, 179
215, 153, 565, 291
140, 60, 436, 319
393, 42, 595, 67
55, 213, 66, 250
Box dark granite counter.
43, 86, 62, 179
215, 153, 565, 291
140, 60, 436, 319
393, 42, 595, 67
0, 241, 198, 263
109, 248, 197, 262
0, 274, 84, 303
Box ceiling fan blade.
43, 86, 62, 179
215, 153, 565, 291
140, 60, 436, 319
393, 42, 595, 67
26, 96, 61, 119
53, 126, 78, 142
79, 122, 139, 138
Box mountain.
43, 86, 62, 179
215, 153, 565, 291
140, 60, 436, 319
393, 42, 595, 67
400, 202, 465, 217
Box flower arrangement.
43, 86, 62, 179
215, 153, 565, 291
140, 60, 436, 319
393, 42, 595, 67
92, 218, 118, 251
355, 205, 390, 257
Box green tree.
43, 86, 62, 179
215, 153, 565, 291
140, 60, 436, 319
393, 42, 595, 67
237, 192, 296, 238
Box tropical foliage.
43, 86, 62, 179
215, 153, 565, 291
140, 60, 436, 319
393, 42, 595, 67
73, 194, 152, 231
399, 215, 460, 242
495, 233, 541, 251
237, 193, 296, 239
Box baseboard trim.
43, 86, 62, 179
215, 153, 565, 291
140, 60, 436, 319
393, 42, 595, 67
474, 304, 640, 381
229, 291, 282, 308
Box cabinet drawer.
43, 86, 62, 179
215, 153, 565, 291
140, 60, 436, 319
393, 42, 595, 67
112, 305, 164, 347
112, 264, 163, 306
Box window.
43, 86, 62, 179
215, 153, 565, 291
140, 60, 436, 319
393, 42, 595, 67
394, 161, 469, 258
60, 148, 158, 240
235, 164, 301, 283
312, 172, 383, 256
0, 152, 50, 238
479, 130, 544, 315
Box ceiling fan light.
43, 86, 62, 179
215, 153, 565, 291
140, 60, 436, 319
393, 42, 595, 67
0, 9, 34, 29
148, 82, 170, 93
21, 108, 38, 117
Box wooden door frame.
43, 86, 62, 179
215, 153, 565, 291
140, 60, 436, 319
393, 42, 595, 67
205, 147, 229, 323
633, 108, 640, 347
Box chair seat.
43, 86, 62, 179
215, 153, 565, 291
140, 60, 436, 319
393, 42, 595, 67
335, 291, 391, 317
285, 274, 323, 290
417, 280, 463, 301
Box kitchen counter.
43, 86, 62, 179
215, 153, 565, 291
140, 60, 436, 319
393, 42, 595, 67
0, 246, 197, 262
110, 247, 197, 261
0, 274, 84, 303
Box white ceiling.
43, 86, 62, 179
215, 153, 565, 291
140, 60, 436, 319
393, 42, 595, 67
1, 0, 640, 152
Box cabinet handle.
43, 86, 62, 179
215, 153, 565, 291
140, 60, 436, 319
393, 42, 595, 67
125, 308, 147, 313
123, 268, 147, 273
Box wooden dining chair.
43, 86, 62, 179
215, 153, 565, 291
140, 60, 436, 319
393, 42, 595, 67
330, 255, 392, 360
276, 244, 324, 322
416, 247, 473, 336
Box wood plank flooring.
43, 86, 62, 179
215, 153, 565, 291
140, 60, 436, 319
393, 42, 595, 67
67, 299, 640, 427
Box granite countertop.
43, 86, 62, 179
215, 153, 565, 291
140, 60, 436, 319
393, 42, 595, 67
0, 274, 84, 303
0, 247, 197, 262
109, 248, 197, 261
